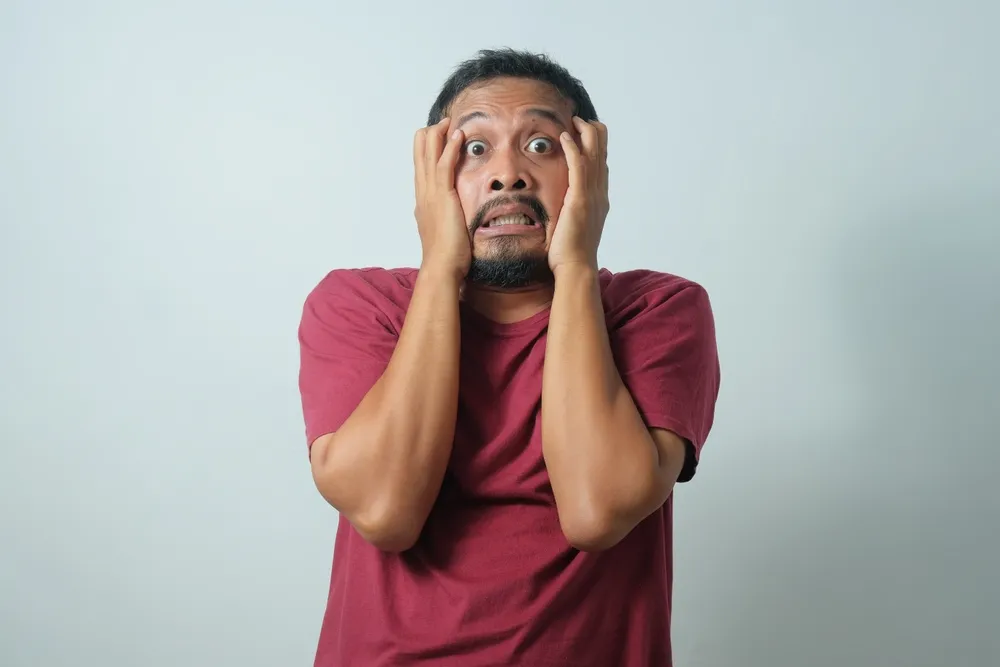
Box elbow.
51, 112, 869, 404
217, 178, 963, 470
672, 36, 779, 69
557, 482, 669, 552
563, 527, 622, 553
317, 481, 426, 553
311, 463, 424, 553
558, 505, 627, 552
310, 435, 425, 552
352, 510, 423, 553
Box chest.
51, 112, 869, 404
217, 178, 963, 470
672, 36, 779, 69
447, 331, 550, 502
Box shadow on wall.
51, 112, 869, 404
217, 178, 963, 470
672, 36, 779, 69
700, 201, 999, 667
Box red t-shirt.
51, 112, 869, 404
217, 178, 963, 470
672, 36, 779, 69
298, 267, 720, 667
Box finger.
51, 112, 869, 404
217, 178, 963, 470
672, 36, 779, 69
572, 116, 600, 160
560, 130, 584, 194
593, 121, 609, 187
437, 128, 465, 186
425, 117, 450, 178
414, 128, 427, 190
594, 121, 608, 162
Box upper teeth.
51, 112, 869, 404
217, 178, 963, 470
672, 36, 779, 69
490, 214, 532, 226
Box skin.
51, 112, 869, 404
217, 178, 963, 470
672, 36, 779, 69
450, 78, 569, 319
310, 77, 688, 552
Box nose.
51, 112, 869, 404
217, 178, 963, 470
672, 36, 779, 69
488, 148, 533, 192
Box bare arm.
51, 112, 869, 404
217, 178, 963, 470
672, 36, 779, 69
309, 119, 471, 553
310, 267, 461, 552
542, 119, 687, 551
542, 264, 687, 551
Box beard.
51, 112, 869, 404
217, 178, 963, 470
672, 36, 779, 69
467, 246, 553, 289
466, 195, 554, 289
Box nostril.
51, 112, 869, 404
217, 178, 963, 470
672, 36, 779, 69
512, 179, 527, 190
490, 180, 503, 191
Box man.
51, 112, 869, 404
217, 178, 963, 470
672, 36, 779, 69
298, 48, 721, 667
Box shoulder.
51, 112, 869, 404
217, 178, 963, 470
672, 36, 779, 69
312, 266, 419, 295
600, 268, 713, 326
307, 266, 419, 308
300, 268, 418, 335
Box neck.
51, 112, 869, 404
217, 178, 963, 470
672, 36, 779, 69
462, 282, 555, 324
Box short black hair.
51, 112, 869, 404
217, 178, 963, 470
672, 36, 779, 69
427, 48, 598, 126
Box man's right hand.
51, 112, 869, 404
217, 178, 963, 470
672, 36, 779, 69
307, 125, 469, 549
414, 118, 470, 280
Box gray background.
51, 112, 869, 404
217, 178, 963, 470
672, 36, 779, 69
2, 1, 998, 665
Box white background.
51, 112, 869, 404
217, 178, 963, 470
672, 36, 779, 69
2, 1, 998, 665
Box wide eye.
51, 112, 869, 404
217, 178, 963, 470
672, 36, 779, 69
527, 137, 553, 154
465, 140, 487, 157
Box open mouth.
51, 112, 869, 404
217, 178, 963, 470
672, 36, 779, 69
482, 214, 538, 228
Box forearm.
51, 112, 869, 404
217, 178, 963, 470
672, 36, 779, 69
311, 265, 462, 550
542, 264, 666, 549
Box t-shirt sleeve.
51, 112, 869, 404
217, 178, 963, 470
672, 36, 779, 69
609, 280, 720, 482
297, 270, 399, 450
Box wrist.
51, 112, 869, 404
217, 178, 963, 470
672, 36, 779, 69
418, 260, 466, 288
552, 260, 600, 282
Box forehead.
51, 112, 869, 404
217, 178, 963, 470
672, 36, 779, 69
448, 77, 573, 122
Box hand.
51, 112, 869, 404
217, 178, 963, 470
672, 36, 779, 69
548, 117, 610, 273
413, 118, 471, 279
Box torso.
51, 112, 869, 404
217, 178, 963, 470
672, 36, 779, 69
314, 268, 679, 667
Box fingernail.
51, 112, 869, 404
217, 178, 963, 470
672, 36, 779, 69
452, 129, 462, 139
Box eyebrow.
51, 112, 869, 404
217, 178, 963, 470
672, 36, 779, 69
455, 107, 567, 131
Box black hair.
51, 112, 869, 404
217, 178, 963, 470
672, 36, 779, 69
427, 48, 598, 126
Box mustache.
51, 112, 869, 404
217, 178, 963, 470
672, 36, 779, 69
470, 195, 549, 233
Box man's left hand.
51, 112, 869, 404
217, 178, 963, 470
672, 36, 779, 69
548, 117, 610, 273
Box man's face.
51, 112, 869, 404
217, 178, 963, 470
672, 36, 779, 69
447, 77, 574, 289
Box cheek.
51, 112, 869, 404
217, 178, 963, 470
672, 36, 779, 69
542, 175, 569, 221
455, 175, 480, 224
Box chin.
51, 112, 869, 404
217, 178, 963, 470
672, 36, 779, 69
467, 252, 553, 289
